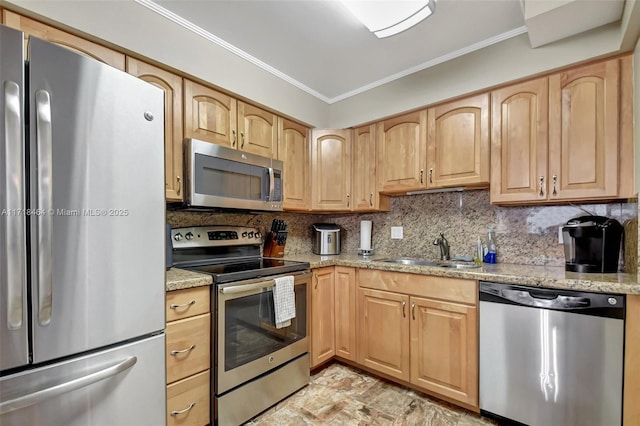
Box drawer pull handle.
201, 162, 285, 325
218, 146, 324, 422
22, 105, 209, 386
169, 300, 196, 310
170, 344, 196, 356
170, 402, 196, 416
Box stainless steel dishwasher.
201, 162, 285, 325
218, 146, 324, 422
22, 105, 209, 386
479, 281, 625, 426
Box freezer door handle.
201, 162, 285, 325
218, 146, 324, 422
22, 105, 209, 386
0, 356, 137, 415
501, 289, 590, 309
34, 89, 53, 326
3, 81, 26, 330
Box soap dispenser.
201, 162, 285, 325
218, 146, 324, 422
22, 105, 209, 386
484, 227, 497, 264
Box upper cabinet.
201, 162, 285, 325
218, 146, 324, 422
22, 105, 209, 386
352, 125, 390, 211
279, 118, 310, 211
184, 79, 277, 158
311, 129, 352, 211
377, 110, 428, 194
427, 94, 489, 189
491, 57, 632, 204
126, 58, 184, 202
490, 78, 549, 204
3, 11, 125, 70
548, 59, 619, 200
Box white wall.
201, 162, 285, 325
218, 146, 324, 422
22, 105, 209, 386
4, 0, 638, 130
3, 0, 331, 127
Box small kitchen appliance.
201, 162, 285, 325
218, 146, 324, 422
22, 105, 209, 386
562, 215, 623, 273
312, 223, 341, 255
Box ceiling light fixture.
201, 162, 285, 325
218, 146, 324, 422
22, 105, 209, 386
342, 0, 436, 38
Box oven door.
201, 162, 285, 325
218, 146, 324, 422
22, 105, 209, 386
215, 271, 310, 394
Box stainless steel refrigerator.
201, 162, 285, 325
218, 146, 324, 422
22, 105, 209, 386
0, 24, 166, 425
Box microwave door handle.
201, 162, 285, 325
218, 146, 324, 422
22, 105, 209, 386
267, 167, 275, 202
4, 81, 26, 330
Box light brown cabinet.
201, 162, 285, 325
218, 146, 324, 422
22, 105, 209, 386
126, 58, 184, 201
278, 118, 310, 211
357, 269, 478, 410
357, 287, 411, 381
310, 129, 352, 211
334, 266, 357, 361
410, 296, 478, 407
310, 267, 336, 368
353, 125, 390, 211
3, 10, 125, 70
165, 287, 211, 426
491, 57, 633, 204
184, 79, 277, 158
427, 94, 489, 188
377, 110, 427, 194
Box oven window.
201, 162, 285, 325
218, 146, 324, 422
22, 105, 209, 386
224, 284, 307, 371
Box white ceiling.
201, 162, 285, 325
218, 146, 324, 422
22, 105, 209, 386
149, 0, 528, 103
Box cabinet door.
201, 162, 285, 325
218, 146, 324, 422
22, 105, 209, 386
357, 288, 410, 381
410, 296, 478, 408
548, 59, 619, 200
490, 78, 549, 204
427, 94, 489, 188
311, 129, 351, 211
352, 125, 390, 211
334, 267, 356, 361
377, 110, 427, 193
278, 118, 310, 211
184, 80, 237, 148
238, 101, 277, 158
127, 58, 184, 201
311, 267, 335, 368
3, 11, 125, 70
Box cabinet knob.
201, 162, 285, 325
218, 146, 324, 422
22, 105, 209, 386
176, 175, 181, 195
420, 169, 424, 184
552, 175, 558, 196
539, 176, 545, 197
429, 168, 433, 184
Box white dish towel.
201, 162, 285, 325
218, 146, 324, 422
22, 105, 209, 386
273, 275, 296, 329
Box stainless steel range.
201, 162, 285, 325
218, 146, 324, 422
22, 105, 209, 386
171, 226, 311, 426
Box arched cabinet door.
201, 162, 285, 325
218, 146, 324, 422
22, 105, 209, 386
183, 79, 237, 149
127, 58, 184, 202
3, 10, 125, 70
238, 102, 277, 158
311, 129, 352, 211
376, 110, 427, 194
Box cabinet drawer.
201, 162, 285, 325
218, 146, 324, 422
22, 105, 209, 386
167, 370, 210, 426
166, 286, 210, 322
166, 313, 211, 383
357, 269, 477, 305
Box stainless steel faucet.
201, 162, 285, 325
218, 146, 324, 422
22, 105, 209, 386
433, 232, 450, 260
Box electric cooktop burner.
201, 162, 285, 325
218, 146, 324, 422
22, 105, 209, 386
170, 225, 309, 284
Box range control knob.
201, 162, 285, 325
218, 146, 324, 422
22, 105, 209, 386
185, 232, 194, 241
255, 232, 262, 239
248, 232, 254, 238
242, 232, 248, 238
173, 233, 183, 242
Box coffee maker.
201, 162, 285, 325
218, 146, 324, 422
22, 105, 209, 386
562, 215, 623, 273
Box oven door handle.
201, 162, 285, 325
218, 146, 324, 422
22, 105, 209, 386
219, 280, 276, 295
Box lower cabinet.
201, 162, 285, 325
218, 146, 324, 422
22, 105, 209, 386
357, 269, 479, 410
310, 267, 336, 368
165, 286, 211, 426
334, 266, 357, 361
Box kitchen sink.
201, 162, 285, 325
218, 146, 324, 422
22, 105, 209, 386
438, 262, 482, 269
376, 258, 440, 266
376, 258, 482, 269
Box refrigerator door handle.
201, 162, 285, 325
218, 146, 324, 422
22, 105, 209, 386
4, 80, 26, 330
0, 356, 138, 415
35, 89, 53, 326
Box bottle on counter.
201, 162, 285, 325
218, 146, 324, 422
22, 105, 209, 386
474, 236, 483, 264
484, 227, 497, 264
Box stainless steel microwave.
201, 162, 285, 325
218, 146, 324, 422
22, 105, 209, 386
183, 138, 283, 211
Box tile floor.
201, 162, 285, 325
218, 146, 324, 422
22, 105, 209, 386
245, 362, 497, 425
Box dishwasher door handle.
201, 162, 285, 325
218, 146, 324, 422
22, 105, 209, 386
500, 289, 590, 309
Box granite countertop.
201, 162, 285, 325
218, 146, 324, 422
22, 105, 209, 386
166, 253, 640, 295
166, 267, 213, 291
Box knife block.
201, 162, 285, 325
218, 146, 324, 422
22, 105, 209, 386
263, 231, 286, 258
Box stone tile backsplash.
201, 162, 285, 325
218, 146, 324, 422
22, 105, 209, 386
167, 189, 638, 273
